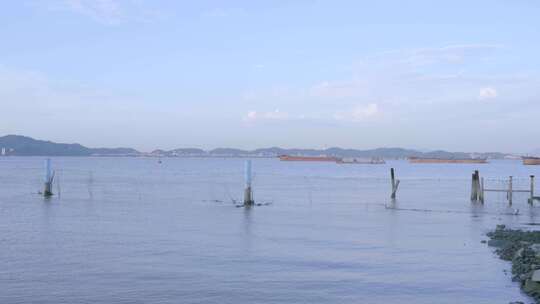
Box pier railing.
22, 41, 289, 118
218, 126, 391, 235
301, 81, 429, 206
472, 172, 540, 205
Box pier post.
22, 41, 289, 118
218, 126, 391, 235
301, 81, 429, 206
475, 171, 480, 200
391, 168, 395, 189
508, 176, 513, 205
530, 175, 535, 205
243, 160, 254, 206
390, 168, 399, 199
471, 172, 478, 201
470, 173, 474, 201
44, 158, 54, 197
479, 177, 485, 204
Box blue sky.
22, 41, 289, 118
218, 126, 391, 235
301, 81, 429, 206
1, 0, 539, 152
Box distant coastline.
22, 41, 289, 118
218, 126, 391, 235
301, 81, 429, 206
0, 134, 522, 159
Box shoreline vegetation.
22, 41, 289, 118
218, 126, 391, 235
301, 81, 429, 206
0, 134, 519, 159
487, 225, 540, 304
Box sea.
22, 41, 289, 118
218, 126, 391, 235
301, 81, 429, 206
1, 157, 539, 303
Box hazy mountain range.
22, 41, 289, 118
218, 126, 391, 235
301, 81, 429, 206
0, 135, 522, 159
0, 135, 138, 156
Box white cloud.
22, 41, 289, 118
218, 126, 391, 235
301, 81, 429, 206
306, 45, 504, 103
401, 44, 502, 67
245, 111, 257, 120
243, 104, 383, 124
333, 103, 380, 122
243, 109, 290, 122
240, 43, 531, 131
479, 87, 498, 100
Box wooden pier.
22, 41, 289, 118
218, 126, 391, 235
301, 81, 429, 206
472, 172, 540, 205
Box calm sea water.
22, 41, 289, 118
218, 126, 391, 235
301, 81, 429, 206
2, 157, 540, 303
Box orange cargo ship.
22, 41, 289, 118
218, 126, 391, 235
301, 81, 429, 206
523, 157, 540, 165
279, 155, 338, 162
408, 157, 488, 164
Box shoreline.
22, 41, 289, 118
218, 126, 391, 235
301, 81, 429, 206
487, 225, 540, 303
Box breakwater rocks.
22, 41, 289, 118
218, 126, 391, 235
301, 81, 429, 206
487, 225, 540, 303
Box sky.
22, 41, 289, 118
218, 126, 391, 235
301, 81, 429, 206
1, 0, 539, 153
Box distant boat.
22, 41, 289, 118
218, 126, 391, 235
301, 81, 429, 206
336, 157, 385, 164
523, 156, 540, 165
279, 155, 338, 162
408, 157, 488, 164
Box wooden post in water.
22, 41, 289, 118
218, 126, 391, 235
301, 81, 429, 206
470, 173, 474, 201
391, 168, 395, 189
508, 176, 513, 205
476, 171, 481, 201
390, 168, 399, 199
479, 177, 485, 203
243, 160, 254, 206
44, 158, 54, 197
471, 172, 478, 201
475, 171, 480, 199
530, 175, 535, 205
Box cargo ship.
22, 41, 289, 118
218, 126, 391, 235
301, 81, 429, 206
279, 155, 338, 162
408, 157, 488, 164
523, 157, 540, 165
336, 157, 385, 164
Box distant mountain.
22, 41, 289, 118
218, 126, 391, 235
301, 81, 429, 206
0, 134, 514, 159
0, 135, 139, 156
171, 148, 206, 155
150, 148, 207, 157
91, 147, 140, 156
152, 146, 511, 159
209, 148, 249, 155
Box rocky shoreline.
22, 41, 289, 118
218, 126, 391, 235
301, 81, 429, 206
487, 225, 540, 304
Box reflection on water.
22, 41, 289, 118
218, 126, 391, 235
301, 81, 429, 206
242, 206, 253, 253
1, 157, 539, 303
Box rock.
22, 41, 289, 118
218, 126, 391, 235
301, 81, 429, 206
488, 227, 540, 302
514, 248, 524, 259
519, 273, 530, 281
532, 269, 540, 282
499, 242, 523, 261
488, 239, 510, 248
523, 278, 540, 294
531, 243, 540, 257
